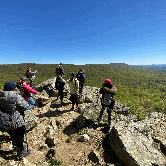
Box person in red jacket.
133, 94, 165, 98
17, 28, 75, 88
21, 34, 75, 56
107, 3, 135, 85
20, 77, 37, 111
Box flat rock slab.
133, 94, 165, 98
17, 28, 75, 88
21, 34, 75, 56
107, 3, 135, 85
108, 121, 166, 166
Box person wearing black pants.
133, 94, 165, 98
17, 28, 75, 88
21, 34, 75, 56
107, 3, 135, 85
7, 125, 26, 155
71, 93, 78, 108
55, 75, 65, 105
98, 79, 117, 125
0, 81, 30, 160
76, 69, 85, 95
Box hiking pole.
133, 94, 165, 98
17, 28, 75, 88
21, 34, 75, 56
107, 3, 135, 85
24, 132, 29, 152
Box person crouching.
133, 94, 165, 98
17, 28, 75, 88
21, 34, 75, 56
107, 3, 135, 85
20, 77, 37, 111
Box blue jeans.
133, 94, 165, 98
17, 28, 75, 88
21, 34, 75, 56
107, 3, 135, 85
25, 97, 35, 111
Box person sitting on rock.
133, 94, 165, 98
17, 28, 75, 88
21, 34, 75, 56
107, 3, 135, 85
98, 79, 117, 125
0, 81, 30, 160
76, 69, 85, 95
59, 72, 79, 111
20, 77, 38, 111
56, 63, 65, 78
27, 68, 37, 88
55, 75, 66, 105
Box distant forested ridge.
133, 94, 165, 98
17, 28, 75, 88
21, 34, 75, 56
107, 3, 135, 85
0, 63, 165, 120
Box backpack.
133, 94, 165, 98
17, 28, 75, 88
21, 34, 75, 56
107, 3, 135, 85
0, 110, 22, 132
77, 73, 85, 83
103, 93, 112, 105
25, 71, 29, 78
56, 67, 63, 76
55, 79, 65, 90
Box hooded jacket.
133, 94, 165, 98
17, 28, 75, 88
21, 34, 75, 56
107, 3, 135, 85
21, 81, 37, 99
0, 91, 29, 129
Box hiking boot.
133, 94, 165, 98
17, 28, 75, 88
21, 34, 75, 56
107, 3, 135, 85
16, 148, 31, 161
13, 145, 26, 155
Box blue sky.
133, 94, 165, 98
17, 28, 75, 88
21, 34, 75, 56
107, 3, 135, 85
0, 0, 166, 65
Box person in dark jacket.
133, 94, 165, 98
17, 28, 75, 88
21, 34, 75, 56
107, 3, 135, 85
98, 79, 117, 125
76, 69, 85, 95
0, 81, 30, 160
55, 75, 66, 105
56, 63, 65, 78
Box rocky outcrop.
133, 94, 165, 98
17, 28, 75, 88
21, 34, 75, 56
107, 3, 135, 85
24, 110, 39, 130
108, 112, 166, 166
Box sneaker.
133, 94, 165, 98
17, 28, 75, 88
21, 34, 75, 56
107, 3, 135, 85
13, 145, 26, 155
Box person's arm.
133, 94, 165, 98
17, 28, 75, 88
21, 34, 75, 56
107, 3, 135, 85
15, 93, 29, 113
102, 86, 117, 93
23, 83, 37, 94
58, 75, 66, 83
28, 70, 37, 75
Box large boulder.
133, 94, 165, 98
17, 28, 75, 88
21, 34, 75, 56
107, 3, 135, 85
24, 110, 39, 130
108, 121, 166, 166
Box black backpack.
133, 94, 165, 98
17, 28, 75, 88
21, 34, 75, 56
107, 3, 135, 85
56, 67, 63, 76
77, 73, 85, 83
55, 79, 65, 90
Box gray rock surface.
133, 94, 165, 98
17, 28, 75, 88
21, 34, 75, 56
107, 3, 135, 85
78, 134, 90, 142
108, 121, 166, 166
24, 110, 39, 130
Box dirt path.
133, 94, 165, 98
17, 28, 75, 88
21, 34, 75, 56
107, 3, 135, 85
0, 97, 118, 166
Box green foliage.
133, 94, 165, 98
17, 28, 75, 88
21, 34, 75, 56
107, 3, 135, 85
0, 63, 166, 120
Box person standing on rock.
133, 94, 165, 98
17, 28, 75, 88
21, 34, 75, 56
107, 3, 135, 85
59, 72, 79, 111
0, 81, 31, 160
76, 69, 85, 95
98, 79, 117, 125
20, 77, 38, 111
56, 63, 65, 78
27, 68, 37, 88
55, 75, 66, 105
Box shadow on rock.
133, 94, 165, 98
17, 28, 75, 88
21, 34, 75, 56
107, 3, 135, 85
36, 108, 71, 118
102, 134, 124, 165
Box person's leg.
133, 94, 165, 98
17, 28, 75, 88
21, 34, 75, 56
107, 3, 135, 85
29, 79, 34, 87
59, 90, 64, 104
16, 125, 30, 160
70, 94, 75, 110
7, 130, 17, 150
79, 83, 84, 94
25, 97, 35, 111
75, 94, 78, 110
98, 104, 105, 122
107, 107, 112, 125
